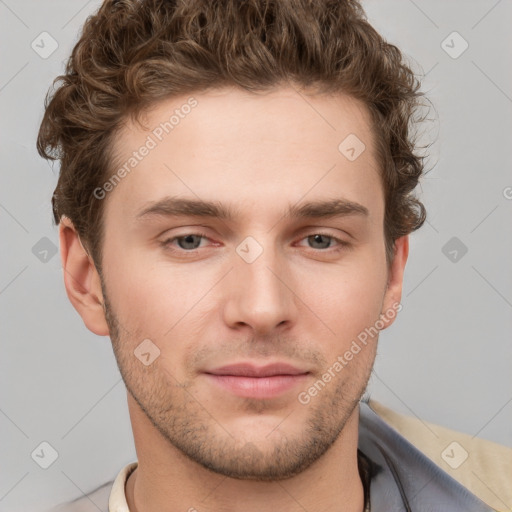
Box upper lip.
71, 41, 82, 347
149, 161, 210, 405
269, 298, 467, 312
205, 362, 309, 377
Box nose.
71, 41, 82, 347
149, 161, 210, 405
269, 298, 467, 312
222, 240, 297, 336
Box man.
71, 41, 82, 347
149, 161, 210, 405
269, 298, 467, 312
38, 0, 511, 511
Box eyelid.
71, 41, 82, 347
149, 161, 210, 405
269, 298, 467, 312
161, 231, 212, 249
161, 230, 351, 253
294, 231, 351, 249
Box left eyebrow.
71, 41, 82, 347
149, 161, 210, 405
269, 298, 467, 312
285, 198, 369, 220
134, 196, 369, 222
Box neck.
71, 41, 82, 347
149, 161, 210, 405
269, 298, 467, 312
125, 396, 364, 512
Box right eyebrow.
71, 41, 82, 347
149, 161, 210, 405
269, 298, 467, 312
135, 197, 239, 222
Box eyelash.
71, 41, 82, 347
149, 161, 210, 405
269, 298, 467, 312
160, 231, 352, 256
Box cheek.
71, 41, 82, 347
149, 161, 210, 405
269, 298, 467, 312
103, 235, 387, 356
103, 248, 199, 334
298, 258, 387, 347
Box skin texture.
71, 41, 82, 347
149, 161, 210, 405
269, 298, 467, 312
59, 86, 408, 512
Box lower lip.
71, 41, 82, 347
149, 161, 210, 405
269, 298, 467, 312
205, 374, 309, 399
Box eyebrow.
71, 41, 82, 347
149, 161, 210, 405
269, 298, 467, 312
135, 196, 369, 222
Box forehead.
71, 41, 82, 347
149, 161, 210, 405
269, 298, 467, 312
106, 86, 382, 225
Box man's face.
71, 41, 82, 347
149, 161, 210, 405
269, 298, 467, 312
98, 86, 402, 480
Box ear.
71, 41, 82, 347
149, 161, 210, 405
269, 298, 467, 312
379, 235, 409, 330
59, 216, 110, 336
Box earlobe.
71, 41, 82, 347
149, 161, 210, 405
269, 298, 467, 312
59, 216, 110, 336
380, 235, 409, 330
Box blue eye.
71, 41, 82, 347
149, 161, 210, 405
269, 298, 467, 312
160, 231, 351, 257
298, 232, 351, 252
306, 234, 337, 249
162, 233, 209, 251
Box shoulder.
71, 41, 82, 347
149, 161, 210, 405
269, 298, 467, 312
363, 399, 512, 512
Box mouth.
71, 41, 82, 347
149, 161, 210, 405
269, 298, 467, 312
203, 362, 311, 399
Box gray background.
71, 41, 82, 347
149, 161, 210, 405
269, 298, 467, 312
1, 0, 511, 511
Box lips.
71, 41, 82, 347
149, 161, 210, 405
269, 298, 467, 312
205, 362, 308, 378
203, 362, 310, 399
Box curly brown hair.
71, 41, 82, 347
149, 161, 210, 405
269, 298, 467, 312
37, 0, 427, 274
